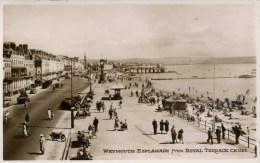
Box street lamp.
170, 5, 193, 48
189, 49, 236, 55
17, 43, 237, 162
89, 65, 92, 93
71, 59, 74, 128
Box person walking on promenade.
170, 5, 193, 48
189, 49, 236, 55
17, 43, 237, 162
25, 113, 30, 124
114, 117, 120, 130
152, 119, 157, 135
109, 108, 113, 119
39, 134, 46, 155
216, 126, 221, 143
169, 106, 173, 117
171, 125, 177, 144
93, 117, 99, 132
160, 120, 164, 133
207, 128, 213, 144
165, 120, 169, 134
102, 101, 105, 112
234, 125, 241, 144
119, 100, 122, 109
221, 123, 226, 139
177, 129, 184, 144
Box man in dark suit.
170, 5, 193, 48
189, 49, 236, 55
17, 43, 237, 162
152, 119, 157, 135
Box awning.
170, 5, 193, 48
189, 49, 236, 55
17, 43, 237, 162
110, 84, 125, 90
12, 67, 26, 70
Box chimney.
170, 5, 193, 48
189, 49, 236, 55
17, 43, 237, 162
23, 44, 28, 54
10, 42, 16, 51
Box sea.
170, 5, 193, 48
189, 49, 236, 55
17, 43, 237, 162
139, 63, 256, 102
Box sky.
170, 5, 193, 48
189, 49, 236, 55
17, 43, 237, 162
3, 3, 256, 59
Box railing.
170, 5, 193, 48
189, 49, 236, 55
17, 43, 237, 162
172, 109, 257, 150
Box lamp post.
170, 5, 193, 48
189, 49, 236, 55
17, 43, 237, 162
89, 65, 92, 93
71, 60, 74, 128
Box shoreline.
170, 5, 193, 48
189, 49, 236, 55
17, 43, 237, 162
145, 78, 257, 140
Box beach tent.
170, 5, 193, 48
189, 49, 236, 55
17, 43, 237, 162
110, 84, 125, 100
164, 99, 187, 110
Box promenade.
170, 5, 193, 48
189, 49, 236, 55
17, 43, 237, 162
66, 80, 256, 160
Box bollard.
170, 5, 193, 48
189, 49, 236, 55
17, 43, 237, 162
205, 121, 206, 130
228, 129, 229, 139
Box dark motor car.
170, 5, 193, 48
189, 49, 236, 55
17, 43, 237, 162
42, 80, 53, 89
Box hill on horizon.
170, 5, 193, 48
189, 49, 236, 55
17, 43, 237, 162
84, 56, 256, 65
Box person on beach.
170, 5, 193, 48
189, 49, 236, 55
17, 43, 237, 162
221, 123, 226, 139
171, 125, 177, 144
160, 120, 164, 133
207, 128, 213, 144
152, 119, 157, 135
165, 120, 169, 134
177, 129, 184, 144
215, 126, 221, 143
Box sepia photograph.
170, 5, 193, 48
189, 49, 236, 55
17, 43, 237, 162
1, 0, 259, 162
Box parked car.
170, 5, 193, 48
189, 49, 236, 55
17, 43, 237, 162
42, 80, 53, 89
3, 97, 13, 107
30, 87, 37, 94
60, 98, 72, 110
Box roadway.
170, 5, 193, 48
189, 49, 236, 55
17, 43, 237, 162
3, 77, 89, 160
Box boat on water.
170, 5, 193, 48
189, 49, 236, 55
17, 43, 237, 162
238, 74, 254, 78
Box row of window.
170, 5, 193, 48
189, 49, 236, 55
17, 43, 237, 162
5, 72, 11, 78
4, 62, 11, 68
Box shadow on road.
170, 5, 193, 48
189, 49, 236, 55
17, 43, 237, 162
40, 118, 50, 121
142, 133, 154, 135
13, 135, 26, 139
27, 152, 42, 155
160, 141, 173, 144
197, 142, 209, 144
102, 118, 111, 120
28, 125, 71, 130
106, 129, 116, 131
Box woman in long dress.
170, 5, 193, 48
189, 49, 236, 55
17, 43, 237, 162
114, 117, 120, 130
23, 123, 28, 137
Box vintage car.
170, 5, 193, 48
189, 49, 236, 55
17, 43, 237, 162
60, 98, 72, 109
42, 80, 53, 89
3, 97, 13, 107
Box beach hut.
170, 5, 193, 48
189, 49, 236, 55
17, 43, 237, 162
110, 84, 125, 100
164, 99, 187, 110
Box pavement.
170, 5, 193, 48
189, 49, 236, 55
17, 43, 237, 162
67, 80, 256, 160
